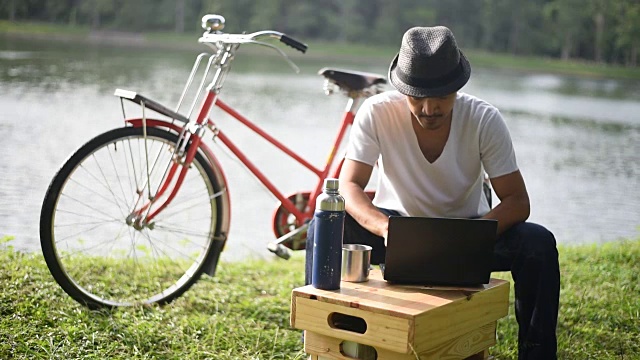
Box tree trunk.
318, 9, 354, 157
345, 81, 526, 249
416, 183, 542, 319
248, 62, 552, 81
175, 0, 185, 33
92, 2, 101, 29
338, 0, 349, 42
9, 0, 16, 21
509, 0, 521, 55
91, 7, 100, 30
631, 42, 638, 67
561, 32, 572, 60
593, 12, 604, 63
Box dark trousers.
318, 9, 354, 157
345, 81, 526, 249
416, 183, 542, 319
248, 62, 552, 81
305, 211, 560, 360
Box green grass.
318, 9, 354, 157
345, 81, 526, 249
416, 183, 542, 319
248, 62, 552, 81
2, 20, 640, 80
0, 243, 308, 359
1, 237, 639, 359
491, 239, 640, 359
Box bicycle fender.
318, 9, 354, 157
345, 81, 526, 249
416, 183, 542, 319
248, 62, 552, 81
125, 118, 183, 134
197, 140, 232, 248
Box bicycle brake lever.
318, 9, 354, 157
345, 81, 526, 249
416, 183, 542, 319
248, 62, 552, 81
250, 40, 300, 73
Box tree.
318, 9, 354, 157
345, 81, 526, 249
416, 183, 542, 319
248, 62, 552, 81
373, 1, 402, 44
480, 0, 513, 52
176, 0, 185, 32
614, 0, 640, 66
284, 1, 341, 39
1, 0, 637, 67
543, 0, 590, 60
6, 0, 17, 21
44, 0, 71, 23
591, 2, 606, 62
247, 0, 284, 32
336, 0, 367, 43
78, 0, 114, 29
2, 0, 41, 22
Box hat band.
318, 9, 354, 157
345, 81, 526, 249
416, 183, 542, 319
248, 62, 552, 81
396, 61, 464, 90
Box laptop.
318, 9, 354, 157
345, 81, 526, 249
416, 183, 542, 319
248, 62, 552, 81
381, 216, 497, 286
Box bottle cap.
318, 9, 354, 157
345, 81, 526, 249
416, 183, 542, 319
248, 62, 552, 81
324, 178, 339, 191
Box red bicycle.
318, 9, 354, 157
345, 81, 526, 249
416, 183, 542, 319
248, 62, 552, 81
39, 14, 386, 309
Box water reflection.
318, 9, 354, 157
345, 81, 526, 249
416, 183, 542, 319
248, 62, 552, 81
1, 37, 639, 260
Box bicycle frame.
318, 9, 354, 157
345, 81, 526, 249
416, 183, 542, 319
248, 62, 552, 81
124, 86, 363, 234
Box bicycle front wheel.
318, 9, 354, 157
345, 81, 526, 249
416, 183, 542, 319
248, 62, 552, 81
40, 126, 227, 308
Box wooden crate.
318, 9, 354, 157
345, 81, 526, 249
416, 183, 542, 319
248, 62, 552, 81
291, 270, 509, 357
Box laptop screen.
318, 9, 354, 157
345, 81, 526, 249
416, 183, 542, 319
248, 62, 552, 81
383, 216, 497, 285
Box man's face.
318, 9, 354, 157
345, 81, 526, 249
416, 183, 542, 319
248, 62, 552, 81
405, 92, 457, 130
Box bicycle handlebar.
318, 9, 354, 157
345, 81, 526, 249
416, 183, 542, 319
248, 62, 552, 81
198, 30, 307, 53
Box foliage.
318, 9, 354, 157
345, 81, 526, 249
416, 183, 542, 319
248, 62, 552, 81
1, 0, 639, 67
0, 239, 639, 359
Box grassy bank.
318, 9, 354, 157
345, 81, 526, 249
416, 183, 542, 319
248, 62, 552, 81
3, 20, 640, 80
1, 237, 639, 359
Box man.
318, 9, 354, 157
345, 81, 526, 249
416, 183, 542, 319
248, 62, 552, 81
306, 26, 560, 359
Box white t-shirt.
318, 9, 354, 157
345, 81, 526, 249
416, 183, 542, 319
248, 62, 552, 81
346, 91, 518, 218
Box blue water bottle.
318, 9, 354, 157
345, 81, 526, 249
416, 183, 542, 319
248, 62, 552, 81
311, 178, 346, 290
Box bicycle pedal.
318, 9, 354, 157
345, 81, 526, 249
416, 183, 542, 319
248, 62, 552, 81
267, 242, 291, 260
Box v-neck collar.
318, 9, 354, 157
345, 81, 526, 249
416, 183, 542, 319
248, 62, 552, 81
409, 110, 454, 165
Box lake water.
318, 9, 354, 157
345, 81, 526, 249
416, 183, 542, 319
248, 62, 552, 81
1, 37, 639, 261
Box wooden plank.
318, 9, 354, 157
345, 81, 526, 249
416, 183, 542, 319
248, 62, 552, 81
304, 331, 416, 360
417, 322, 496, 359
304, 326, 494, 360
413, 283, 508, 351
292, 271, 508, 319
293, 297, 412, 353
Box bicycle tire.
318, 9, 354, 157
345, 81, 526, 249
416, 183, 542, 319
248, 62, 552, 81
40, 126, 227, 309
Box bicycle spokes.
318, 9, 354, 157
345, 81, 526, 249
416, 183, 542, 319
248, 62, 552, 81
40, 128, 224, 308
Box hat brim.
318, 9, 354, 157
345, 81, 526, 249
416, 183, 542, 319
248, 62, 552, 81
388, 51, 471, 98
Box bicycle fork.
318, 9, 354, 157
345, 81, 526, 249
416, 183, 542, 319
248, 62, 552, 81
126, 127, 210, 233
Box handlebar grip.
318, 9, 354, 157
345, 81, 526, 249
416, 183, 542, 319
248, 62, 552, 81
280, 34, 308, 53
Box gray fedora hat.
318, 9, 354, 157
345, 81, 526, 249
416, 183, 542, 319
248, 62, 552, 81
389, 26, 471, 98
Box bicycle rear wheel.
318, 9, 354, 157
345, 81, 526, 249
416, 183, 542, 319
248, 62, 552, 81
40, 126, 227, 308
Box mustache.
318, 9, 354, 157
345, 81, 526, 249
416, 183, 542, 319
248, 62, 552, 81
417, 113, 443, 119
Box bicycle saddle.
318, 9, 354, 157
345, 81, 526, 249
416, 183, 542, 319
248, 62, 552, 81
319, 67, 387, 92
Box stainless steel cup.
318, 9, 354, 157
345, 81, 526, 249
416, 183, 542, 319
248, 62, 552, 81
341, 244, 372, 282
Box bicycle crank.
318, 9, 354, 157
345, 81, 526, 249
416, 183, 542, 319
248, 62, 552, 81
267, 223, 309, 260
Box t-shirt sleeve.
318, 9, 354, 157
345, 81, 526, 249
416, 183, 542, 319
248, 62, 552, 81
479, 109, 519, 178
345, 99, 381, 166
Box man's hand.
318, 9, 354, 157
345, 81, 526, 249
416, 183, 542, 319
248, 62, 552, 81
483, 170, 530, 234
339, 159, 390, 238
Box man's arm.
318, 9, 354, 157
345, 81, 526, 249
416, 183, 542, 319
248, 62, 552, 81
339, 159, 390, 239
482, 170, 530, 235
